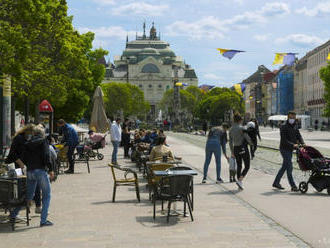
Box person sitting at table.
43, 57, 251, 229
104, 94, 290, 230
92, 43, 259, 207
149, 136, 174, 161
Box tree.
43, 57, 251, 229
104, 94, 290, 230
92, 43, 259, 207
102, 83, 150, 119
0, 0, 108, 122
159, 87, 197, 123
196, 87, 244, 125
320, 62, 330, 116
126, 84, 150, 118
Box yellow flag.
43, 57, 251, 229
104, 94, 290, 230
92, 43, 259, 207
234, 84, 243, 95
273, 53, 286, 65
327, 53, 330, 60
217, 48, 229, 54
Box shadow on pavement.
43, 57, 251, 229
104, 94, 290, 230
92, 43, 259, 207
136, 215, 178, 227
91, 199, 142, 205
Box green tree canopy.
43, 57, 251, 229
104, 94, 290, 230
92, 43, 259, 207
320, 61, 330, 116
0, 0, 108, 122
102, 83, 150, 119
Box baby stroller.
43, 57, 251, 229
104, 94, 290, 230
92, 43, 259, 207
74, 135, 106, 161
297, 146, 330, 195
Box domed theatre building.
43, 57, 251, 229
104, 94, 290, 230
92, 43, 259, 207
103, 23, 198, 116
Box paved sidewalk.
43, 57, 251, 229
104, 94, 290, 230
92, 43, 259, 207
167, 133, 330, 248
0, 140, 306, 248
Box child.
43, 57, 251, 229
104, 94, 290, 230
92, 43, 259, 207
229, 157, 237, 182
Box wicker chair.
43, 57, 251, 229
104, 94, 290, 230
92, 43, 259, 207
108, 164, 140, 202
146, 163, 174, 200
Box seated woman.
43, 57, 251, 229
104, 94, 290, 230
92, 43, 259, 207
149, 136, 174, 161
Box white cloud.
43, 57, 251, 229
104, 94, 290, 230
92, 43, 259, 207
166, 2, 290, 39
204, 73, 223, 81
275, 34, 325, 47
93, 0, 115, 5
92, 39, 109, 48
166, 17, 225, 40
260, 2, 290, 16
112, 2, 169, 16
296, 1, 330, 17
79, 26, 139, 40
254, 34, 270, 41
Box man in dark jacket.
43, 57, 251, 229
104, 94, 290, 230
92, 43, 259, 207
9, 125, 55, 227
273, 111, 305, 191
57, 119, 79, 174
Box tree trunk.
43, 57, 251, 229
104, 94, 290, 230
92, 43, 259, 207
35, 100, 40, 124
24, 96, 29, 124
11, 94, 16, 136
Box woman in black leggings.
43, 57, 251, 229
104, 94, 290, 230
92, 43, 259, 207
229, 113, 253, 190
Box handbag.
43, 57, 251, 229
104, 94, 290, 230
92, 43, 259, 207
229, 157, 237, 172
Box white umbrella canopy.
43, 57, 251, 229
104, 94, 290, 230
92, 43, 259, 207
90, 86, 109, 133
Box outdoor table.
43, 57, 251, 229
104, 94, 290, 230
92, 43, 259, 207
146, 160, 182, 166
0, 175, 29, 231
152, 169, 197, 176
153, 169, 197, 212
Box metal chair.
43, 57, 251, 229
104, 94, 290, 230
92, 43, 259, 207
153, 175, 194, 222
108, 164, 140, 202
168, 166, 194, 210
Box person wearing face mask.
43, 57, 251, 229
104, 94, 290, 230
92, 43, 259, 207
273, 111, 305, 191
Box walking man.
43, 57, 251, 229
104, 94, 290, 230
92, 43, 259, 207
110, 118, 122, 165
57, 119, 79, 174
273, 111, 305, 191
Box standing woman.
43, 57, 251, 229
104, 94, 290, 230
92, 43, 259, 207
229, 113, 253, 190
202, 123, 229, 184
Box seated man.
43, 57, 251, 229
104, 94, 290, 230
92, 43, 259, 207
149, 136, 174, 161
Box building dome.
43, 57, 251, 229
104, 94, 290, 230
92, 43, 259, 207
142, 48, 159, 54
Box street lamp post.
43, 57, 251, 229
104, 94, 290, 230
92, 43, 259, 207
173, 65, 180, 126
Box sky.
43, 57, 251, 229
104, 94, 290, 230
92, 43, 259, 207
67, 0, 330, 87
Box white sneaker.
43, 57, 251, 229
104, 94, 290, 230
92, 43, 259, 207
236, 180, 244, 190
202, 179, 207, 184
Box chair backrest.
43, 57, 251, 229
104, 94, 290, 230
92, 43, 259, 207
150, 163, 174, 172
147, 163, 174, 185
162, 175, 192, 196
108, 164, 117, 181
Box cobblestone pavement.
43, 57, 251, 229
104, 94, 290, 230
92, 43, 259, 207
0, 137, 309, 248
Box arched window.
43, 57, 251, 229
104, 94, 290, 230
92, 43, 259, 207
142, 63, 160, 73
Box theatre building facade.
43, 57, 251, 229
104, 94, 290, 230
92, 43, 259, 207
102, 23, 198, 117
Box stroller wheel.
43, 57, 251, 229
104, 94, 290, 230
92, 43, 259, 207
299, 182, 308, 194
97, 153, 104, 160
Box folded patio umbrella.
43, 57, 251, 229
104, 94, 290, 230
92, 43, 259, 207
90, 86, 109, 133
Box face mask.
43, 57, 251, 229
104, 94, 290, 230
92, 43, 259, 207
288, 119, 295, 125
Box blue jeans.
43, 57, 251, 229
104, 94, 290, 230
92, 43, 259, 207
274, 149, 296, 187
203, 139, 221, 180
11, 169, 51, 224
111, 141, 120, 163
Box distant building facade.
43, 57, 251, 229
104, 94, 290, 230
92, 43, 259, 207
293, 39, 330, 126
277, 66, 294, 115
242, 65, 270, 123
102, 23, 198, 117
